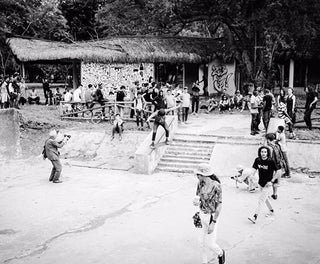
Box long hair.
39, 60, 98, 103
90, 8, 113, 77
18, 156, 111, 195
258, 146, 271, 161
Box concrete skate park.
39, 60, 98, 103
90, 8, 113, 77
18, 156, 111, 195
1, 109, 320, 264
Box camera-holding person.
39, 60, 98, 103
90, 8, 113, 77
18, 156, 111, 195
44, 129, 70, 183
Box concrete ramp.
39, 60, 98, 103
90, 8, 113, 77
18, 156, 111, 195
0, 109, 21, 160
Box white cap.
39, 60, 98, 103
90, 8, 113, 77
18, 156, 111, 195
49, 130, 57, 138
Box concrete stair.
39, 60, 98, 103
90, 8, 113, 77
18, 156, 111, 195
156, 134, 215, 174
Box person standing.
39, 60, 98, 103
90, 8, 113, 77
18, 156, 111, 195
286, 87, 296, 124
44, 130, 69, 183
134, 92, 146, 130
193, 163, 225, 264
304, 85, 318, 130
248, 146, 277, 224
0, 75, 10, 109
249, 91, 260, 135
191, 82, 200, 116
262, 89, 273, 131
181, 87, 191, 123
42, 78, 50, 105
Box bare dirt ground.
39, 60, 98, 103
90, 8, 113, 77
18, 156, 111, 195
17, 104, 320, 159
1, 104, 320, 264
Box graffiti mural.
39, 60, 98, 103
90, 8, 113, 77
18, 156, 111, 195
211, 64, 233, 94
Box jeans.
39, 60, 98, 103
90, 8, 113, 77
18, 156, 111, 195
282, 151, 290, 176
192, 96, 200, 113
199, 212, 223, 263
182, 107, 189, 122
254, 184, 273, 216
136, 110, 144, 127
262, 110, 271, 130
251, 113, 259, 133
49, 159, 62, 181
152, 122, 169, 141
304, 107, 315, 129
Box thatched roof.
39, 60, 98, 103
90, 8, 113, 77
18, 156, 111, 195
7, 36, 228, 64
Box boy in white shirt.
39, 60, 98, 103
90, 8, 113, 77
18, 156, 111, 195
276, 125, 290, 178
111, 114, 124, 141
181, 87, 191, 123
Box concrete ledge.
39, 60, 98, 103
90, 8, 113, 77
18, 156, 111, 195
134, 116, 178, 174
0, 109, 21, 160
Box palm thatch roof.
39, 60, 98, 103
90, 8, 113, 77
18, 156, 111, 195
7, 35, 228, 64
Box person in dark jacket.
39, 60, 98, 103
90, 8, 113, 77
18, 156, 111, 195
45, 130, 69, 183
304, 85, 318, 130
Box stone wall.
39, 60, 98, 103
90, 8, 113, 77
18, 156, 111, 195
81, 62, 154, 88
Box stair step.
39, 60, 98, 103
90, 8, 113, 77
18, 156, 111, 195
163, 154, 211, 160
156, 166, 195, 174
166, 146, 213, 153
171, 142, 215, 148
160, 157, 208, 164
157, 161, 200, 169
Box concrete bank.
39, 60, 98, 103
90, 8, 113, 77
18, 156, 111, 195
0, 109, 21, 160
134, 116, 178, 174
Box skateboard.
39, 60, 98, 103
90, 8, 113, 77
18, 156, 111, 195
150, 141, 169, 149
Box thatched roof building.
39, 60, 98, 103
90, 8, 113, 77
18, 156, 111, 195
7, 35, 228, 64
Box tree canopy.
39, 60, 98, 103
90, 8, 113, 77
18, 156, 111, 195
1, 0, 320, 87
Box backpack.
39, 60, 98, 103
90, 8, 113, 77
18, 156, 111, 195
42, 140, 48, 160
269, 143, 285, 170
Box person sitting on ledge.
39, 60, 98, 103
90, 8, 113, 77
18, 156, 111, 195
28, 87, 40, 105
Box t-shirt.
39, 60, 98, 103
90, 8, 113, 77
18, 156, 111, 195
276, 132, 287, 152
181, 93, 191, 107
252, 158, 276, 187
116, 90, 126, 101
73, 88, 81, 102
250, 95, 259, 114
263, 94, 273, 111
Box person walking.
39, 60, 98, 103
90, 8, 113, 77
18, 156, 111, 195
193, 163, 225, 264
265, 133, 285, 200
44, 130, 69, 183
276, 126, 290, 178
304, 85, 318, 130
248, 146, 277, 224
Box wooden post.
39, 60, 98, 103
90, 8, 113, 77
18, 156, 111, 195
182, 63, 185, 88
289, 59, 294, 88
21, 62, 26, 79
305, 63, 308, 88
72, 61, 77, 89
280, 64, 284, 88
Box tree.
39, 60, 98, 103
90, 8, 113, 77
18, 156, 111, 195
0, 0, 70, 74
95, 0, 320, 88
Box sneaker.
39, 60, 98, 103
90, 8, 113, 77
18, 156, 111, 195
53, 180, 62, 183
265, 211, 274, 217
218, 249, 225, 264
165, 139, 170, 145
249, 188, 256, 193
150, 142, 155, 149
248, 214, 257, 224
111, 136, 114, 141
271, 194, 277, 200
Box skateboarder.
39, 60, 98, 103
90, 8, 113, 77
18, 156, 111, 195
146, 106, 178, 148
